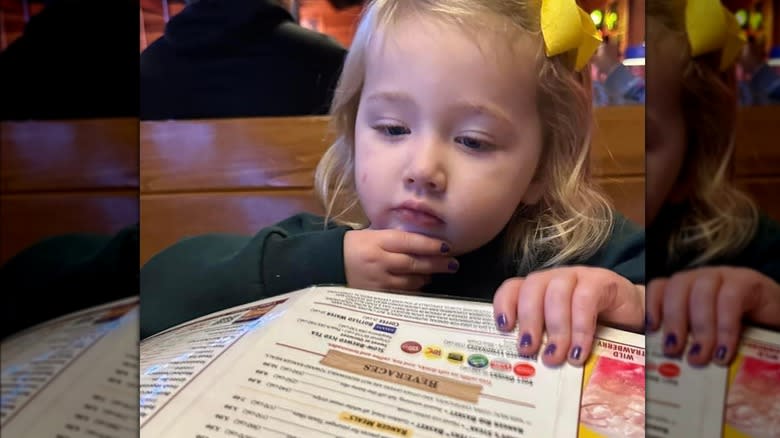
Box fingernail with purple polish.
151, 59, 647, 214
664, 333, 677, 348
689, 343, 701, 356
519, 333, 532, 348
496, 313, 507, 330
440, 243, 450, 253
716, 345, 727, 361
570, 346, 582, 360
448, 260, 459, 271
544, 344, 557, 356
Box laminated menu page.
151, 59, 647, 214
140, 290, 300, 427
646, 326, 780, 438
1, 296, 140, 438
578, 326, 645, 438
140, 285, 643, 438
723, 327, 780, 438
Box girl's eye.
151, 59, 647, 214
375, 125, 411, 136
455, 136, 493, 150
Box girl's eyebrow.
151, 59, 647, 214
449, 99, 513, 127
365, 91, 512, 126
364, 91, 417, 106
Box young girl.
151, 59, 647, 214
140, 0, 646, 369
644, 0, 780, 367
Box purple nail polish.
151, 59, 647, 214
716, 345, 727, 361
496, 313, 508, 329
689, 343, 701, 356
664, 333, 677, 348
440, 242, 450, 253
544, 344, 557, 356
570, 346, 582, 360
448, 260, 459, 271
519, 333, 532, 347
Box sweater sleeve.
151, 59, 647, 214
139, 213, 350, 338
581, 212, 646, 285
739, 213, 780, 284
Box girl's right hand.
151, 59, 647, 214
343, 229, 459, 292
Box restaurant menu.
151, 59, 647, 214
140, 291, 298, 427
140, 285, 647, 438
646, 327, 780, 438
578, 326, 645, 438
1, 296, 140, 438
723, 327, 779, 438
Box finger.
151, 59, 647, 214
713, 270, 756, 366
386, 274, 431, 292
567, 279, 614, 367
662, 271, 695, 358
385, 253, 458, 275
646, 278, 667, 333
493, 277, 523, 332
686, 270, 721, 367
740, 271, 780, 330
514, 273, 548, 357
541, 271, 577, 367
379, 230, 452, 256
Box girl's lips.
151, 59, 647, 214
392, 207, 444, 227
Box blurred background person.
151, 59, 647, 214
591, 37, 646, 106
0, 0, 138, 119
736, 36, 780, 105
140, 0, 349, 120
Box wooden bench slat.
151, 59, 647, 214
1, 119, 139, 192
140, 190, 324, 264
591, 106, 645, 178
599, 176, 645, 227
734, 107, 780, 177
1, 193, 139, 265
141, 108, 646, 193
737, 176, 780, 224
140, 117, 333, 193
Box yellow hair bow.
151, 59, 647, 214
685, 0, 746, 70
541, 0, 602, 71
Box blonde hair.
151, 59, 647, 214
648, 0, 758, 267
315, 0, 614, 276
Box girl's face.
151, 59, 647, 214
354, 16, 543, 255
645, 27, 687, 225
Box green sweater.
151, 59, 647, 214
1, 225, 139, 339
647, 206, 780, 283
140, 213, 644, 338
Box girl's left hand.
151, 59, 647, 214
646, 266, 780, 366
493, 266, 644, 367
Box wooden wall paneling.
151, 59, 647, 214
297, 0, 363, 47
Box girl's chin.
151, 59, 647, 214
369, 222, 447, 241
